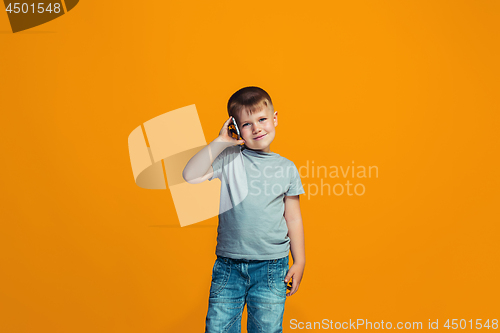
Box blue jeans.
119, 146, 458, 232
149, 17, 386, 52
205, 255, 289, 333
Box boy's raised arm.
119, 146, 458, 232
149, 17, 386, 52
182, 116, 245, 184
182, 137, 228, 184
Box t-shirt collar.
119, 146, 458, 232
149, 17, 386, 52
241, 145, 280, 158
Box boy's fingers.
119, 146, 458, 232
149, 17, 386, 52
289, 280, 299, 296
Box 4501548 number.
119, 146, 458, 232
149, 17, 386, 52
444, 319, 498, 330
5, 3, 61, 14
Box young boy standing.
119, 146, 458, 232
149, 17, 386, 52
183, 87, 305, 333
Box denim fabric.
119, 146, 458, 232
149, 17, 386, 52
205, 255, 289, 333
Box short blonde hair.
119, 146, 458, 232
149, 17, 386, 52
227, 86, 274, 123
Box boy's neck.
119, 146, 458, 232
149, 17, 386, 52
244, 145, 272, 153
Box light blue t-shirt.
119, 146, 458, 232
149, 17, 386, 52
208, 145, 305, 260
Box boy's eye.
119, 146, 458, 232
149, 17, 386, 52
242, 118, 266, 127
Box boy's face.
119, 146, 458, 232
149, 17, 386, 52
236, 106, 278, 153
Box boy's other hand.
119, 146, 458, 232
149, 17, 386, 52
216, 116, 245, 146
284, 262, 305, 297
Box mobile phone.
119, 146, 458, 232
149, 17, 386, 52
228, 116, 243, 144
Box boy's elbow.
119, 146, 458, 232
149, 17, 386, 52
182, 169, 193, 184
182, 170, 203, 184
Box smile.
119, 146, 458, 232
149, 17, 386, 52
254, 134, 267, 140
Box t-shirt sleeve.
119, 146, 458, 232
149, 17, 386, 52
285, 162, 305, 196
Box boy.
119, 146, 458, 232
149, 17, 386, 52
182, 86, 305, 333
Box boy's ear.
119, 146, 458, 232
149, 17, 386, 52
273, 111, 278, 127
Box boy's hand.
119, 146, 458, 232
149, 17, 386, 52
284, 262, 305, 297
216, 116, 245, 146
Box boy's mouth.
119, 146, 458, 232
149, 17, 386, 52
253, 134, 267, 140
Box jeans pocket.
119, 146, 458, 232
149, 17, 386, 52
268, 257, 288, 298
283, 256, 289, 280
209, 258, 231, 297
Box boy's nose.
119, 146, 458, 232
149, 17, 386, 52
253, 125, 263, 134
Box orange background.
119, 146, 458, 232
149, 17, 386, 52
1, 1, 499, 332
